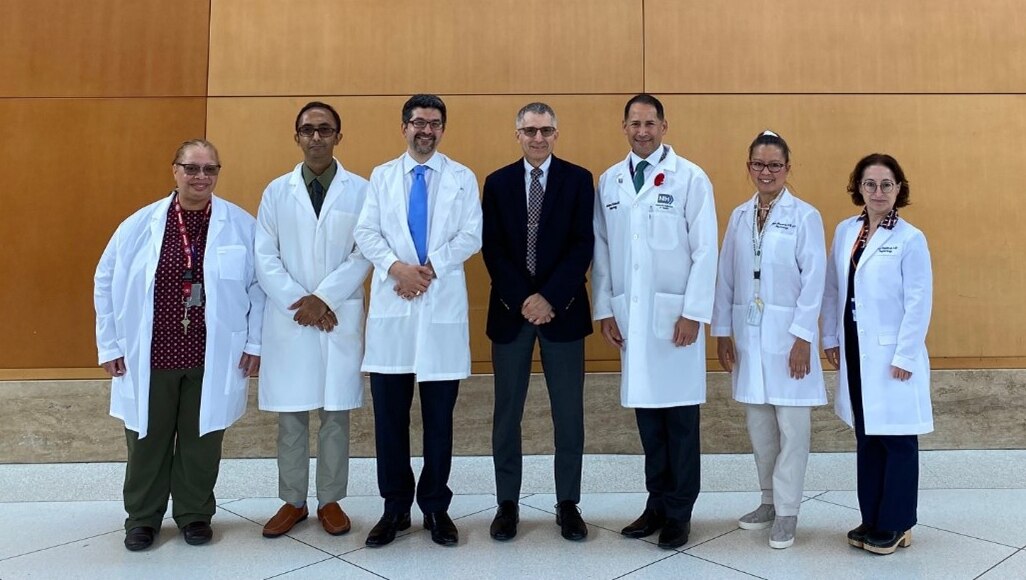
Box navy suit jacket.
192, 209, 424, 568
481, 155, 595, 344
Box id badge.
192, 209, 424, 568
186, 283, 203, 307
746, 299, 763, 326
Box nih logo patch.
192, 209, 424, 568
657, 193, 674, 205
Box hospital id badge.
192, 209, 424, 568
746, 298, 764, 326
186, 283, 203, 307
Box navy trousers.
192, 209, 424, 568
635, 405, 701, 522
844, 293, 919, 532
369, 373, 459, 515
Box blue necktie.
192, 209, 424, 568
408, 165, 428, 265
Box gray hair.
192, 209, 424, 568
515, 102, 558, 128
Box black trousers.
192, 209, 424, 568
369, 373, 459, 515
635, 405, 701, 522
491, 324, 585, 503
845, 304, 919, 532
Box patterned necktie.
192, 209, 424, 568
408, 165, 428, 265
633, 159, 649, 193
310, 179, 325, 217
526, 167, 544, 276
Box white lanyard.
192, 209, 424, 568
750, 191, 781, 302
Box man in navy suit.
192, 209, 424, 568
481, 102, 595, 542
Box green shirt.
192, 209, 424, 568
301, 161, 337, 197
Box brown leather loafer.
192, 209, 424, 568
263, 503, 308, 538
317, 502, 352, 536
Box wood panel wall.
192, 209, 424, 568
3, 0, 1024, 378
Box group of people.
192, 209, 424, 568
93, 93, 933, 558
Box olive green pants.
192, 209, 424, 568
123, 367, 224, 531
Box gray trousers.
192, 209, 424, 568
491, 324, 585, 504
277, 409, 351, 506
745, 404, 812, 516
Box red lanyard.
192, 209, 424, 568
172, 194, 211, 299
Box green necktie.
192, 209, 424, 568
633, 160, 649, 193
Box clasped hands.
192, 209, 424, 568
289, 294, 338, 332
390, 261, 434, 300
522, 293, 554, 325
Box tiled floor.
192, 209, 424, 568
1, 451, 1024, 579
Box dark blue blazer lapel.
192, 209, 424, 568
538, 156, 563, 233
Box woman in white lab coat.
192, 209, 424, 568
823, 153, 933, 555
712, 131, 826, 549
94, 139, 264, 551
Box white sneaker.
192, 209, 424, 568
769, 515, 797, 549
738, 504, 775, 530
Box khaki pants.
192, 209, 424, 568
745, 404, 812, 516
123, 367, 224, 531
277, 409, 351, 505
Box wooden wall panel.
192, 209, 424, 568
656, 94, 1026, 360
0, 99, 208, 369
206, 95, 631, 366
645, 0, 1026, 94
207, 0, 643, 96
0, 0, 210, 97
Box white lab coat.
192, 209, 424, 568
255, 161, 372, 412
822, 216, 933, 435
711, 190, 827, 406
592, 146, 719, 407
354, 152, 483, 381
94, 193, 265, 438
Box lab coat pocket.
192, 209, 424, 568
114, 337, 135, 400
331, 298, 365, 340
610, 294, 628, 333
761, 304, 797, 355
878, 332, 898, 345
763, 230, 797, 265
325, 211, 359, 262
652, 292, 685, 340
217, 245, 247, 280
224, 331, 248, 395
431, 271, 469, 323
647, 210, 680, 251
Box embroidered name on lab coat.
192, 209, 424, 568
877, 244, 901, 256
605, 201, 620, 211
769, 221, 796, 233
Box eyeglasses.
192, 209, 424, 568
297, 125, 339, 138
861, 180, 899, 194
748, 161, 787, 173
174, 163, 221, 176
406, 119, 444, 131
517, 126, 557, 138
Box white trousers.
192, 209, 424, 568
744, 404, 812, 516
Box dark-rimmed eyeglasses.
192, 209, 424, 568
517, 126, 557, 138
861, 180, 899, 194
748, 161, 787, 174
174, 163, 221, 176
407, 119, 444, 131
297, 125, 339, 138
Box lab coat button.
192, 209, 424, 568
632, 297, 638, 303
633, 234, 639, 240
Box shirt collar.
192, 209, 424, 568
857, 207, 900, 230
302, 160, 337, 191
629, 146, 665, 169
403, 151, 443, 175
523, 155, 552, 175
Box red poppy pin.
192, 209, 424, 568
654, 173, 665, 186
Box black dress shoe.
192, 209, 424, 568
490, 501, 519, 541
365, 512, 412, 547
555, 501, 588, 541
124, 526, 156, 551
423, 511, 459, 546
657, 518, 690, 549
847, 523, 874, 548
182, 521, 213, 545
621, 508, 665, 538
863, 529, 912, 555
